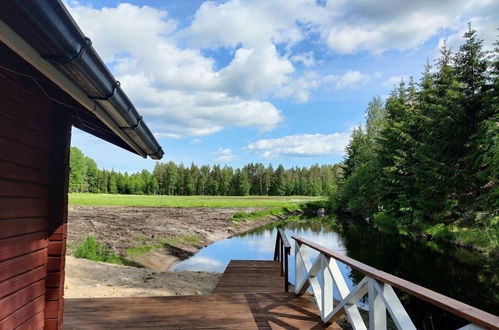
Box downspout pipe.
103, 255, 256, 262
0, 0, 164, 159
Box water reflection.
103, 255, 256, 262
172, 215, 498, 329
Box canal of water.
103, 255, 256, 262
172, 215, 498, 329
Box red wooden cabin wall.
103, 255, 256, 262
0, 72, 70, 329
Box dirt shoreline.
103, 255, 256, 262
65, 205, 297, 298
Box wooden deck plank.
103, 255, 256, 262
213, 260, 285, 294
64, 260, 340, 329
64, 293, 337, 329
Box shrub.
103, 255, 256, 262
74, 235, 129, 265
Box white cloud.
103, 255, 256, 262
437, 16, 499, 54
185, 0, 329, 49
330, 70, 370, 89
190, 138, 203, 145
325, 12, 450, 54
275, 71, 321, 103
246, 132, 351, 159
214, 147, 236, 162
67, 3, 284, 138
66, 0, 499, 139
186, 0, 498, 56
291, 51, 316, 67
276, 70, 371, 103
382, 75, 409, 88
324, 0, 498, 54
172, 256, 224, 272
217, 45, 294, 98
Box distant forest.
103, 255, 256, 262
333, 26, 498, 224
69, 147, 342, 196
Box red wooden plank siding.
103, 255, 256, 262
0, 112, 51, 151
0, 72, 53, 117
46, 257, 63, 273
44, 107, 72, 329
0, 250, 47, 282
0, 218, 48, 240
0, 280, 46, 320
0, 92, 53, 137
0, 160, 50, 185
0, 296, 45, 330
0, 70, 71, 329
0, 179, 50, 198
0, 231, 48, 262
0, 197, 50, 219
0, 137, 50, 171
0, 266, 46, 300
14, 311, 45, 330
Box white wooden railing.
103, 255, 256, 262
292, 236, 499, 330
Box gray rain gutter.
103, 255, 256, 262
0, 0, 164, 160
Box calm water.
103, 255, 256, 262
172, 216, 498, 329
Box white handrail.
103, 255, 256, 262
293, 238, 491, 330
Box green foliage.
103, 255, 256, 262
69, 148, 340, 197
69, 147, 85, 192
229, 204, 302, 222
74, 235, 131, 265
373, 213, 499, 256
165, 235, 201, 246
332, 25, 498, 253
125, 245, 155, 256
125, 235, 201, 256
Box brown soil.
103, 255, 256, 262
65, 205, 294, 298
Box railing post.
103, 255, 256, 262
273, 231, 279, 262
284, 246, 289, 292
295, 240, 303, 294
321, 256, 333, 321
369, 278, 387, 330
280, 241, 284, 276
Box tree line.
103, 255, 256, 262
332, 26, 498, 226
69, 147, 342, 196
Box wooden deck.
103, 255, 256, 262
65, 260, 339, 329
213, 260, 284, 293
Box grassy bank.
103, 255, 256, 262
229, 199, 328, 222
74, 235, 135, 266
69, 193, 323, 208
373, 212, 499, 256
229, 205, 302, 222
125, 235, 202, 257
74, 234, 204, 265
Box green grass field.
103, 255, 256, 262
69, 193, 324, 208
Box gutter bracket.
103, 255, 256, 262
120, 115, 143, 131
89, 81, 120, 101
42, 37, 92, 64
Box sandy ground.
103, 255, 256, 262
64, 256, 220, 298
65, 205, 296, 298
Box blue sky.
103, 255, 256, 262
67, 0, 498, 173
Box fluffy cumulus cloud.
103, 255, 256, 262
185, 0, 329, 49
324, 0, 499, 54
329, 70, 371, 90
276, 70, 371, 103
186, 0, 498, 55
214, 147, 236, 162
437, 15, 499, 53
66, 0, 498, 138
68, 3, 284, 138
246, 133, 351, 159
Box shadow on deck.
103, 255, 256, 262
64, 260, 339, 329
